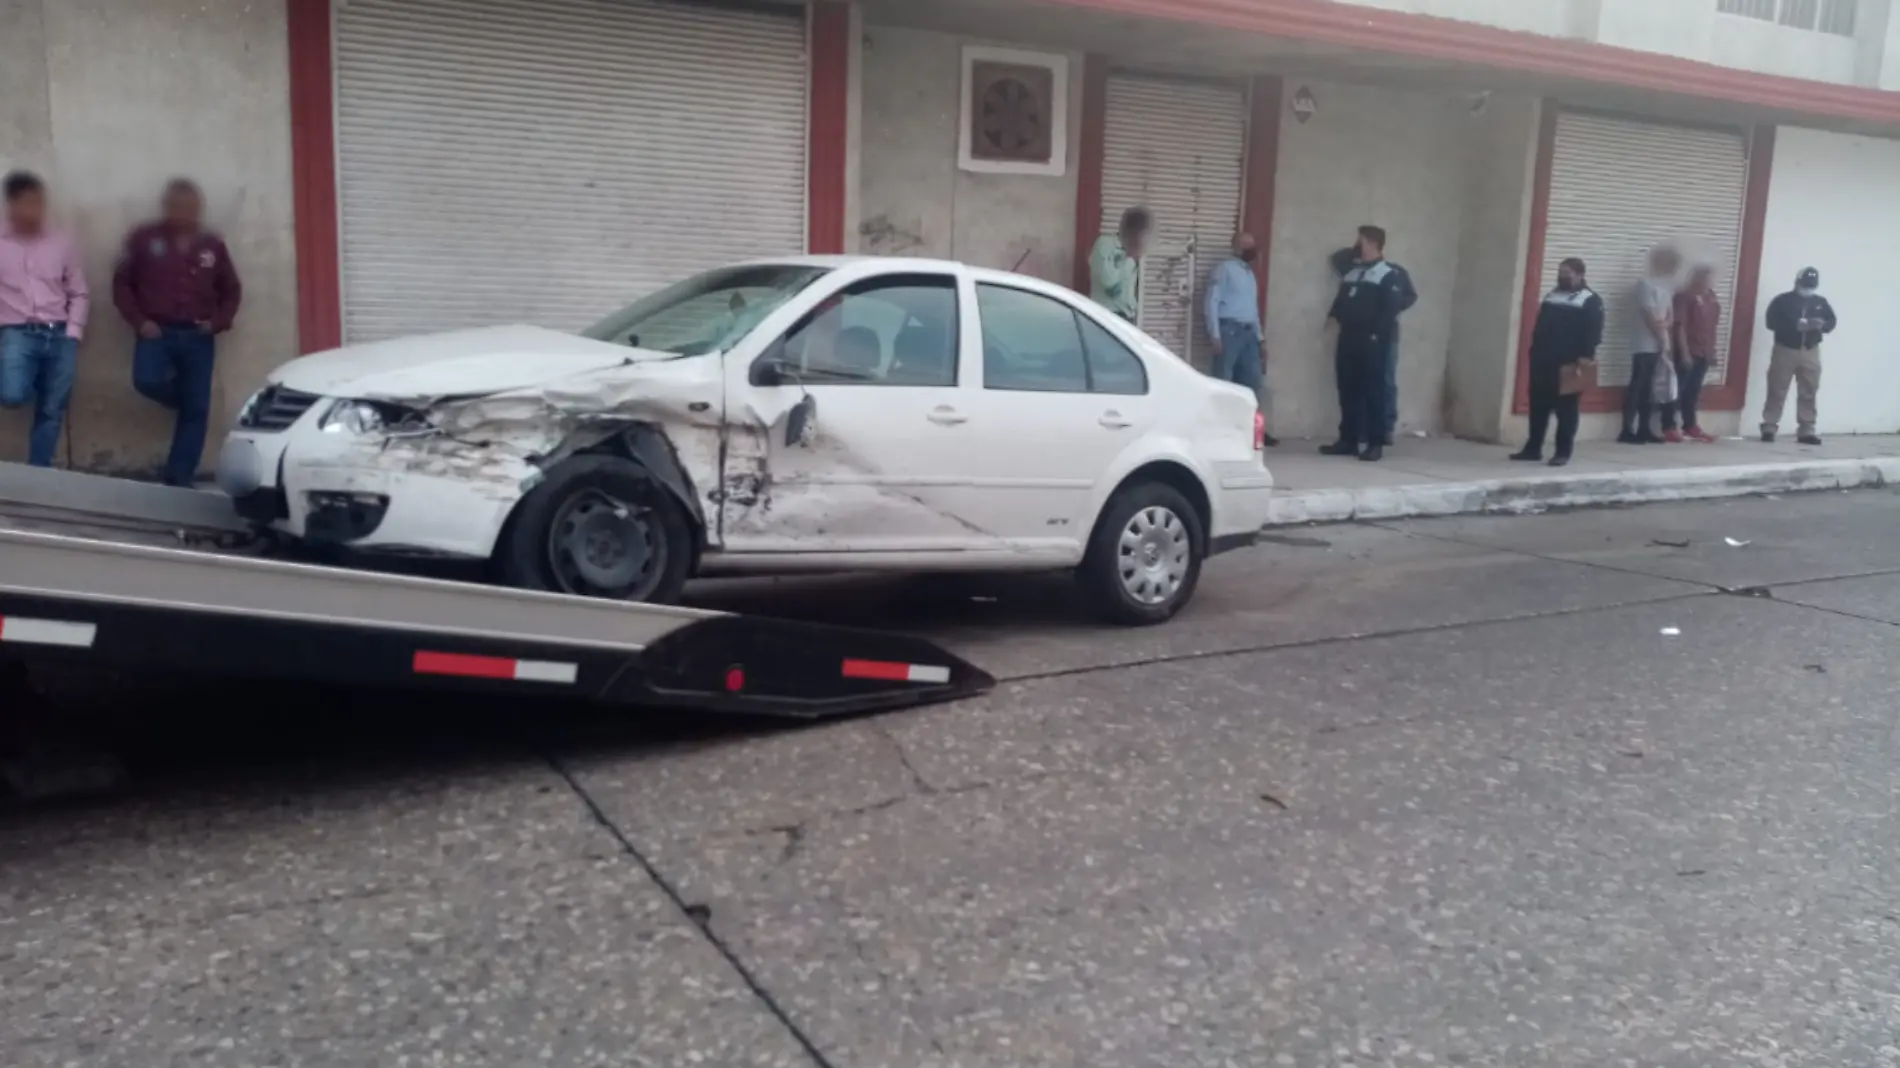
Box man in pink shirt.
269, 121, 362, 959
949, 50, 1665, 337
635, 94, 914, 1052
0, 171, 89, 467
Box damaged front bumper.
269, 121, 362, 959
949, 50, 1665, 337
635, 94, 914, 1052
222, 423, 527, 558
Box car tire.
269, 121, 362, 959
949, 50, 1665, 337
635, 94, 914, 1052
496, 454, 694, 604
1078, 480, 1206, 627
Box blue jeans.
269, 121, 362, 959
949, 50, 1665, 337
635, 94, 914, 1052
1211, 321, 1263, 393
132, 326, 217, 486
0, 324, 78, 467
1384, 340, 1400, 439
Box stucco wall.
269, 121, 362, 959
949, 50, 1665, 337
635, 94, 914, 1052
0, 0, 296, 475
1446, 94, 1539, 443
854, 23, 1082, 286
1329, 0, 1884, 87
1708, 13, 1859, 86
1742, 126, 1900, 436
1263, 80, 1471, 440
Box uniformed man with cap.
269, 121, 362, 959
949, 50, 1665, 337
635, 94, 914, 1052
1761, 266, 1836, 445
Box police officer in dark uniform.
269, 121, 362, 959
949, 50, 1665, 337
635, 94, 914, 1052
1320, 225, 1407, 462
1330, 244, 1417, 446
1511, 257, 1604, 467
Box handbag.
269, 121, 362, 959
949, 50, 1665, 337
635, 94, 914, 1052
1558, 358, 1595, 396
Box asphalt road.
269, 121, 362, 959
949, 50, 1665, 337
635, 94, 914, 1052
5, 491, 1899, 1067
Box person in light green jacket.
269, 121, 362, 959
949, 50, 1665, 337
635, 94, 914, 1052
1089, 206, 1150, 323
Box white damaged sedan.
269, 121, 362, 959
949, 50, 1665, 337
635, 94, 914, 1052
218, 257, 1271, 624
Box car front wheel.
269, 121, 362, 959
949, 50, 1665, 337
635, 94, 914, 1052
495, 454, 693, 604
1078, 481, 1205, 626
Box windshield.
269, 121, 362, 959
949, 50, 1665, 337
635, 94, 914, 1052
582, 264, 832, 356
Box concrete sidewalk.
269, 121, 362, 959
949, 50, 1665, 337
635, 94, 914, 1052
1263, 433, 1900, 525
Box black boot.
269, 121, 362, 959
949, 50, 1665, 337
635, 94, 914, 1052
1761, 430, 1777, 443
1548, 454, 1571, 468
1509, 448, 1542, 462
1798, 434, 1823, 446
1359, 445, 1384, 462
1319, 441, 1358, 456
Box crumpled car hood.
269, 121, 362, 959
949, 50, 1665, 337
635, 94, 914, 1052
271, 324, 675, 400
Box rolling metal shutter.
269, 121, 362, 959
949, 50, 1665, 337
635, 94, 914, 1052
333, 0, 807, 342
1099, 74, 1247, 369
1542, 111, 1749, 387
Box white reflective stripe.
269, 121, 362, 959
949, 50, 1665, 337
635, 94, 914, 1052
907, 664, 952, 685
513, 660, 580, 684
0, 616, 97, 648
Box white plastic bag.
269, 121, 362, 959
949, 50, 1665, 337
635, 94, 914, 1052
1652, 354, 1679, 406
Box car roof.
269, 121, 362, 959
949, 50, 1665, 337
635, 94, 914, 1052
735, 254, 1080, 299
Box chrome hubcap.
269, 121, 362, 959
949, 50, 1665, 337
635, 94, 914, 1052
1117, 506, 1190, 605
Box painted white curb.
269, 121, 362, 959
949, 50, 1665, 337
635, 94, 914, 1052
1264, 457, 1900, 527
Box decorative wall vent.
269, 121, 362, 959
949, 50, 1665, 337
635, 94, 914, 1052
959, 46, 1068, 176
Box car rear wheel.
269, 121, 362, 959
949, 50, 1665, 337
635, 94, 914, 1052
496, 455, 693, 604
1078, 481, 1205, 626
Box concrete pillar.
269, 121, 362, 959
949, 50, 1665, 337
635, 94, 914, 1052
1444, 94, 1541, 443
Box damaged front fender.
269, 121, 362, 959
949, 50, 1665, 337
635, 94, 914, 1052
334, 355, 730, 548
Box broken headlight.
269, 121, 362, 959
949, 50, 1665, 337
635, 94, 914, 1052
319, 398, 434, 436
236, 387, 265, 427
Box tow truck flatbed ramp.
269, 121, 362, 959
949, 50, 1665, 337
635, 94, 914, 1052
0, 467, 992, 717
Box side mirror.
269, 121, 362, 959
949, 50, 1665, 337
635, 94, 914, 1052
785, 394, 818, 448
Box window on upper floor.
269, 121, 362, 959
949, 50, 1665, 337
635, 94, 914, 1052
1717, 0, 1857, 37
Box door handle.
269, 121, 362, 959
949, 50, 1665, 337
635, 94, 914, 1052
928, 406, 969, 426
1099, 411, 1133, 430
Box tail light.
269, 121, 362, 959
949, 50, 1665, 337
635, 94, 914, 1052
1253, 410, 1266, 451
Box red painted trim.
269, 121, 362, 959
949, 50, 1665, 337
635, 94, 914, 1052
841, 658, 911, 682
1511, 103, 1558, 416
806, 1, 850, 254
1071, 56, 1109, 293
1701, 124, 1776, 412
1039, 0, 1900, 125
413, 650, 517, 680
287, 0, 341, 354
1242, 76, 1282, 320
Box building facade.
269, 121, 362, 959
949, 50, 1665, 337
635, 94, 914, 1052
3, 0, 1899, 472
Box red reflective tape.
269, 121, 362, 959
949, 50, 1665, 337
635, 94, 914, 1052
842, 659, 953, 685
842, 658, 912, 682
413, 651, 516, 680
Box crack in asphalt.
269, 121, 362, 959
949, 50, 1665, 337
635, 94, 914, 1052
877, 723, 941, 796
1371, 520, 1900, 601
998, 589, 1719, 686
1374, 520, 1900, 630
538, 514, 1900, 1064
545, 754, 840, 1068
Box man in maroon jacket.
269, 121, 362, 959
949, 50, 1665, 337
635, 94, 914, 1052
114, 179, 242, 486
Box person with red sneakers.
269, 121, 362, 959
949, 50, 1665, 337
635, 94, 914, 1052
1665, 265, 1720, 443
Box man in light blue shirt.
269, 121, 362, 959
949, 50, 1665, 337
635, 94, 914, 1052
1205, 233, 1274, 441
